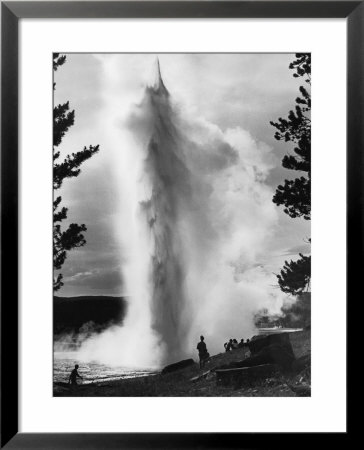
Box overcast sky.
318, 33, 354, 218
54, 53, 310, 297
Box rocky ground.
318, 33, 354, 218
54, 329, 310, 397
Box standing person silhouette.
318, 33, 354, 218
226, 339, 233, 351
68, 364, 83, 386
197, 336, 209, 369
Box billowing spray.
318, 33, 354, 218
78, 56, 284, 368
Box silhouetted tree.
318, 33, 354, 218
270, 53, 311, 220
271, 54, 311, 296
277, 253, 311, 296
53, 53, 99, 291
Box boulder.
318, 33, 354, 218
216, 343, 295, 372
248, 332, 294, 357
161, 358, 195, 375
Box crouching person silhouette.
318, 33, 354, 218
68, 364, 83, 386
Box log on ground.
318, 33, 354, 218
215, 363, 280, 388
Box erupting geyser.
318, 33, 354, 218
78, 56, 282, 368
141, 59, 196, 359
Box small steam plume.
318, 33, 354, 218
78, 56, 284, 368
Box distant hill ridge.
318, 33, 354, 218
54, 295, 128, 335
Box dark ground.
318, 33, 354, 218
54, 329, 310, 397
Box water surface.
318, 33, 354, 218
54, 351, 157, 385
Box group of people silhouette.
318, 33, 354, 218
224, 338, 250, 352
196, 335, 251, 370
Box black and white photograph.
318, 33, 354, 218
53, 53, 311, 397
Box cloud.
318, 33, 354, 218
63, 266, 123, 290
283, 242, 311, 256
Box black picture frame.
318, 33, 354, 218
1, 1, 355, 448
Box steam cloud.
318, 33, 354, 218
78, 56, 285, 368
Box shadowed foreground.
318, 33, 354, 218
54, 330, 310, 397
